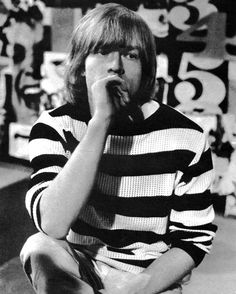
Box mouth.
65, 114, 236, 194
18, 84, 44, 110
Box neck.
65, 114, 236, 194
141, 100, 160, 119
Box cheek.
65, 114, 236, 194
85, 58, 100, 84
126, 65, 142, 89
84, 61, 94, 88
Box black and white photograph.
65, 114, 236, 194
0, 0, 236, 293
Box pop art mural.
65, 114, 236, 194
0, 0, 236, 159
0, 0, 51, 157
137, 0, 233, 116
0, 0, 47, 123
137, 0, 236, 177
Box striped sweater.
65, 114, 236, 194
26, 102, 217, 274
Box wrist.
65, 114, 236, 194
88, 115, 112, 132
125, 273, 151, 294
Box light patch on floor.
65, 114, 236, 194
183, 214, 236, 293
0, 162, 32, 189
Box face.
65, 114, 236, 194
84, 44, 142, 107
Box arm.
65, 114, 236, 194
129, 248, 194, 294
104, 132, 217, 294
27, 75, 127, 239
137, 135, 216, 294
140, 248, 194, 292
39, 116, 110, 238
100, 248, 194, 294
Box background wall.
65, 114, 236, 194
1, 0, 236, 160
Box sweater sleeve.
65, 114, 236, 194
25, 111, 70, 231
169, 133, 217, 267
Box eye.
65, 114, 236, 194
96, 48, 109, 56
125, 50, 140, 60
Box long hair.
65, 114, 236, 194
65, 3, 157, 108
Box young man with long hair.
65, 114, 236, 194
20, 3, 217, 294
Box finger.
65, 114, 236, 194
111, 85, 130, 108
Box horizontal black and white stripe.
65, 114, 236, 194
26, 103, 217, 273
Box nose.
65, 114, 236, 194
108, 51, 125, 75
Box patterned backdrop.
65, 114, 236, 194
0, 0, 236, 159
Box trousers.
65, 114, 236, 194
20, 232, 182, 294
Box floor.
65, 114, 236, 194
183, 215, 236, 294
0, 161, 32, 189
0, 161, 236, 293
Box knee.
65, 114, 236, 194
20, 232, 73, 267
20, 232, 58, 265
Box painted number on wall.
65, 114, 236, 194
164, 0, 231, 112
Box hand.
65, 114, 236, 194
99, 272, 150, 294
90, 75, 129, 121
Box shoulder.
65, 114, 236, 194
31, 103, 88, 141
158, 104, 204, 133
35, 103, 77, 121
47, 103, 82, 119
150, 104, 208, 155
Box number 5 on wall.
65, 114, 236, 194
175, 52, 226, 113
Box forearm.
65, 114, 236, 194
127, 248, 195, 294
40, 116, 110, 239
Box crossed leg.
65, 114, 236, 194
20, 232, 100, 294
20, 232, 183, 294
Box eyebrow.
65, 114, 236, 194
125, 45, 139, 50
97, 44, 139, 51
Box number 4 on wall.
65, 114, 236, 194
177, 12, 236, 61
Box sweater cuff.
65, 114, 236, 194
171, 240, 206, 267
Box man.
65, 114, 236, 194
20, 3, 217, 294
